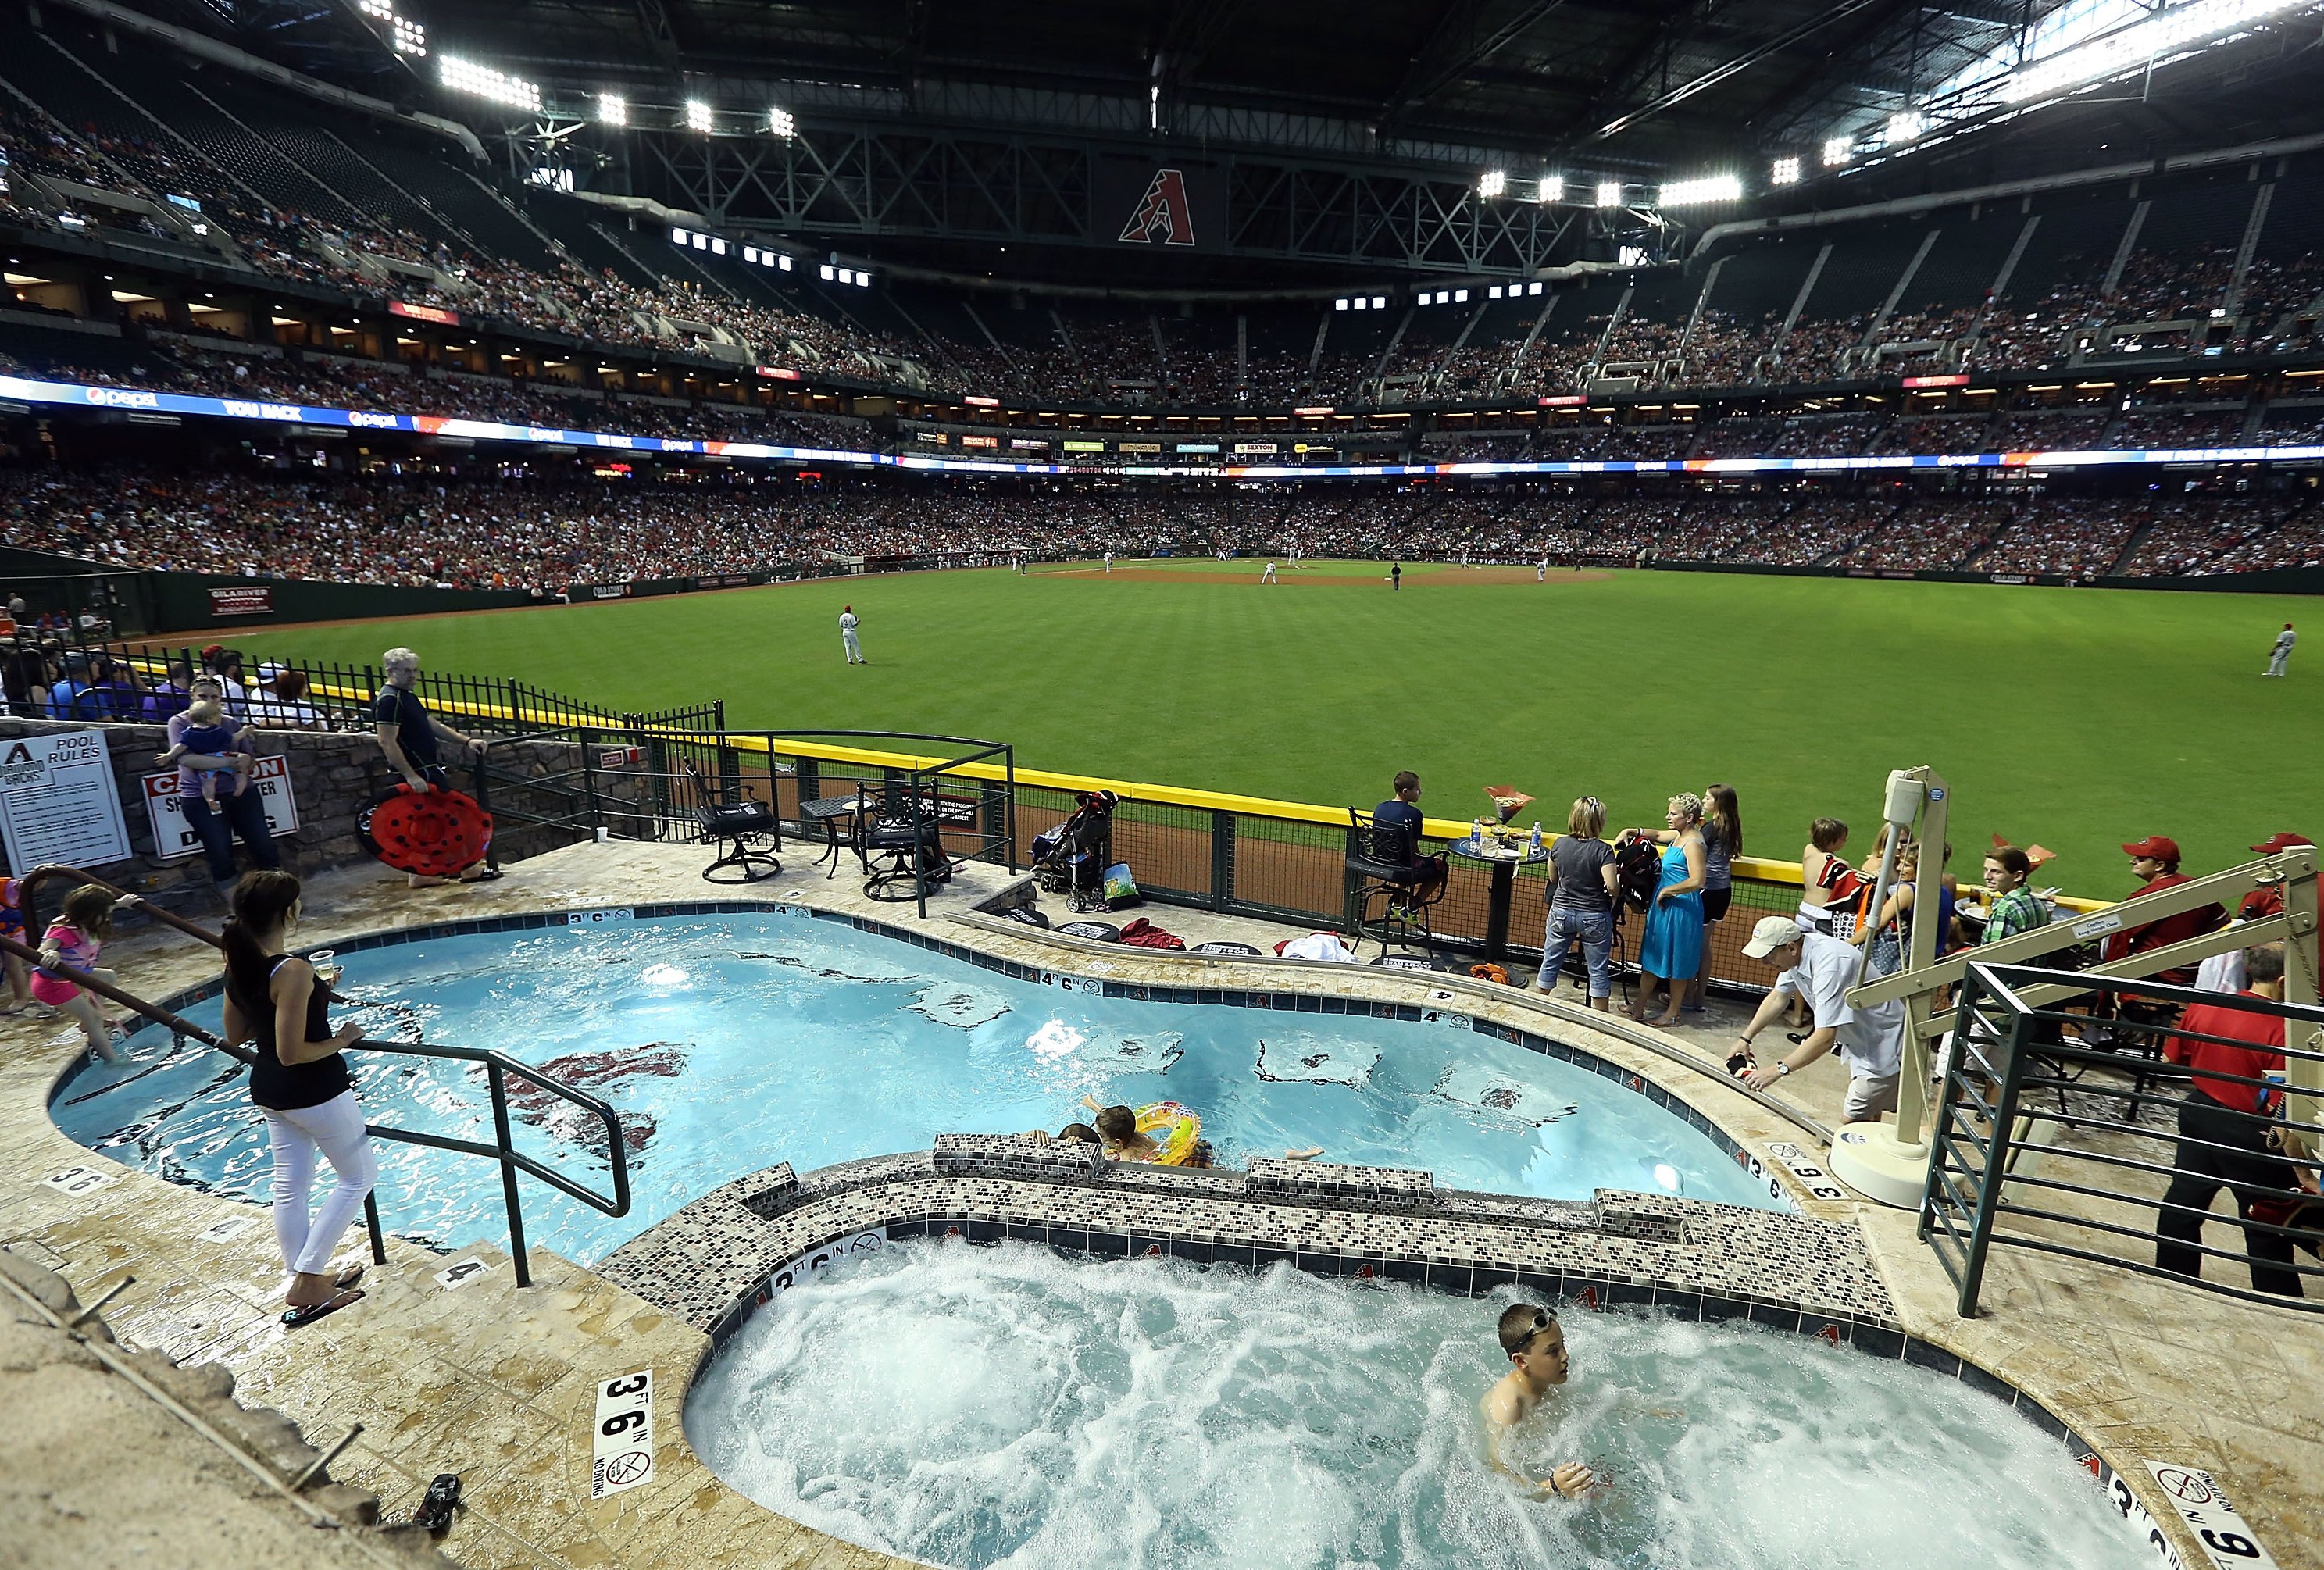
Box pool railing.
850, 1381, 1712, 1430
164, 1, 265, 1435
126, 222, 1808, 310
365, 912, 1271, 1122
13, 908, 632, 1289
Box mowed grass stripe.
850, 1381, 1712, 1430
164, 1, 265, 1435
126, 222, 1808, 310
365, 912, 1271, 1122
239, 563, 2318, 888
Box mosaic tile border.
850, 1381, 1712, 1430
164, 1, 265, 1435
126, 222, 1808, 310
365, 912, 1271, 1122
46, 898, 1803, 1214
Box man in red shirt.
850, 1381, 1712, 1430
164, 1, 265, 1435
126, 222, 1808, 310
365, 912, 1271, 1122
2153, 944, 2305, 1297
2104, 835, 2225, 987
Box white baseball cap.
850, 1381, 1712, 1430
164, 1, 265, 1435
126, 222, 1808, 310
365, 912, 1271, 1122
1740, 915, 1803, 959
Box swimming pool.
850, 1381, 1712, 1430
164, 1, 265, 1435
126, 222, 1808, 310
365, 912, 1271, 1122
687, 1239, 2153, 1570
52, 908, 1783, 1263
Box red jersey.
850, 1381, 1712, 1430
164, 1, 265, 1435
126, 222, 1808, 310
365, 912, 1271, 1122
2102, 872, 2225, 982
2164, 994, 2286, 1115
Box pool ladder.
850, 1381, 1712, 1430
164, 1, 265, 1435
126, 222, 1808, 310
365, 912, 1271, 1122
8, 867, 630, 1288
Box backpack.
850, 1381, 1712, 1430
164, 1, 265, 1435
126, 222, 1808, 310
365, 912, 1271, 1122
1613, 837, 1662, 912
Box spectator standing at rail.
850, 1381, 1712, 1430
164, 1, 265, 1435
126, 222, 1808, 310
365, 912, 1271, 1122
1732, 915, 1906, 1122
1797, 818, 1858, 936
1625, 794, 1707, 1029
221, 870, 376, 1327
141, 657, 195, 724
2197, 833, 2315, 994
1687, 783, 1743, 1013
2265, 622, 2296, 676
1537, 796, 1619, 1012
373, 647, 493, 887
840, 605, 865, 664
2151, 944, 2305, 1297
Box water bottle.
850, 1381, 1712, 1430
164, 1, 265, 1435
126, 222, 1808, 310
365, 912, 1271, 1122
1529, 821, 1544, 856
1471, 817, 1485, 845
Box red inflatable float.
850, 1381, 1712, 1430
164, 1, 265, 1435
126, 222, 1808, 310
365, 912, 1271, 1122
356, 783, 494, 879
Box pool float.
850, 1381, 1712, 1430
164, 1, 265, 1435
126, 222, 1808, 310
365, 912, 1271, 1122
356, 783, 494, 879
1132, 1101, 1201, 1165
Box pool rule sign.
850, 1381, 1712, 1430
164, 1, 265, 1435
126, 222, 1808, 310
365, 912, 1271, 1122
0, 730, 131, 869
591, 1368, 655, 1498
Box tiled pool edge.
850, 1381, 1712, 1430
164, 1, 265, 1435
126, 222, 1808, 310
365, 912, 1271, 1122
47, 897, 1819, 1218
616, 1138, 2194, 1570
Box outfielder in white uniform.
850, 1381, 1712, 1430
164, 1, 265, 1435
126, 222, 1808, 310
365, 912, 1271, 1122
2266, 623, 2295, 676
1261, 561, 1278, 584
840, 605, 865, 664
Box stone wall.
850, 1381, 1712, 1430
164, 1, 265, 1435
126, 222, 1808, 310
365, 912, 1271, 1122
0, 717, 646, 911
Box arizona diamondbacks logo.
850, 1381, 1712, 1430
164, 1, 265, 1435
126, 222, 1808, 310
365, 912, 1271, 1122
1118, 169, 1196, 246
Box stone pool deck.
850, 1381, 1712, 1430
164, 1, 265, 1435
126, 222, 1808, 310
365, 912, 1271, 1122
0, 838, 2315, 1569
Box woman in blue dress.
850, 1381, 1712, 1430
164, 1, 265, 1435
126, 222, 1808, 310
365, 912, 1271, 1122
1626, 793, 1707, 1027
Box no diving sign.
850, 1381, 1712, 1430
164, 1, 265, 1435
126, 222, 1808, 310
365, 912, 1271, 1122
591, 1368, 655, 1499
2143, 1462, 2279, 1570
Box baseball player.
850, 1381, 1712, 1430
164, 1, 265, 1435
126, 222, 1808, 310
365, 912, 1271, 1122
840, 605, 865, 665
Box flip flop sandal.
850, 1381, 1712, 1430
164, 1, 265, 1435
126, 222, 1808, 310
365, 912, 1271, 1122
281, 1288, 364, 1329
461, 868, 505, 883
333, 1264, 366, 1290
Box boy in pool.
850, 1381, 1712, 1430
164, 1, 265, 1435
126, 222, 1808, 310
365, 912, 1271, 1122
1081, 1098, 1325, 1162
1481, 1304, 1596, 1500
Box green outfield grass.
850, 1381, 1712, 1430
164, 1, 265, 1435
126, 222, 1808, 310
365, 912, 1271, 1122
237, 560, 2316, 893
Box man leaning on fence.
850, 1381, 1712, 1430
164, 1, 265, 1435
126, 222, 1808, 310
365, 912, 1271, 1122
2152, 944, 2308, 1299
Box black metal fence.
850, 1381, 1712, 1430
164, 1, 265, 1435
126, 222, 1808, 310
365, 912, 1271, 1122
1926, 963, 2324, 1316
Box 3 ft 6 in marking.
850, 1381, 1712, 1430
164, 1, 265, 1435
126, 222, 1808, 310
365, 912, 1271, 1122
591, 1368, 655, 1499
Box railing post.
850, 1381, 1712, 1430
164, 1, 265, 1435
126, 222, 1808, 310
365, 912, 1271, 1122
469, 750, 500, 871
1210, 811, 1235, 914
1955, 983, 2027, 1318
485, 1061, 532, 1290
362, 1192, 387, 1266
580, 727, 604, 838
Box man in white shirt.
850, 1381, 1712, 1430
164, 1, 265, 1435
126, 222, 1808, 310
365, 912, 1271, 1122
2265, 623, 2295, 676
839, 605, 865, 664
1728, 915, 1905, 1122
1104, 551, 1114, 573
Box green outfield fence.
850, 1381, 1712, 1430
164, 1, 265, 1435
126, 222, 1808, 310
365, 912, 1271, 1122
10, 629, 2106, 990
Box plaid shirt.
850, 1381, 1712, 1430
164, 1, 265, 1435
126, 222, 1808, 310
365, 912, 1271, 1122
1980, 885, 2050, 945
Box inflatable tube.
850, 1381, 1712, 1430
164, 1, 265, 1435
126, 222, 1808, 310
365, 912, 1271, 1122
1134, 1101, 1201, 1165
356, 783, 494, 879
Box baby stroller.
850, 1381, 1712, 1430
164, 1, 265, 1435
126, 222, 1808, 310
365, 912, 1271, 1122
1033, 790, 1119, 914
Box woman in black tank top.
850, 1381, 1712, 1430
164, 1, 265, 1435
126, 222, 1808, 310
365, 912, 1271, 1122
220, 871, 376, 1328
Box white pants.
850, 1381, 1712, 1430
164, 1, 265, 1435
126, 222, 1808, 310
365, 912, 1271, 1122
1262, 566, 1276, 582
262, 1091, 377, 1276
842, 632, 862, 661
2267, 648, 2290, 676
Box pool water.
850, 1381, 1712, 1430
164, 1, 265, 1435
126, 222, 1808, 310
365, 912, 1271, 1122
54, 912, 1780, 1263
687, 1240, 2153, 1570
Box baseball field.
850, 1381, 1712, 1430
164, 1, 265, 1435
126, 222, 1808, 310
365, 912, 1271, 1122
237, 558, 2316, 894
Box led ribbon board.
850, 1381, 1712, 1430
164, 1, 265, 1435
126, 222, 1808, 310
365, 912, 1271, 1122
8, 375, 2320, 480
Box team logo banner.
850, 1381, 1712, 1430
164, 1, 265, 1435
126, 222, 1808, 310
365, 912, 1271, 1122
1101, 159, 1225, 252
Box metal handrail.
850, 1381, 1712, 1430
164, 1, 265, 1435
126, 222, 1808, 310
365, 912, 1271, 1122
8, 930, 630, 1288
1922, 962, 2324, 1317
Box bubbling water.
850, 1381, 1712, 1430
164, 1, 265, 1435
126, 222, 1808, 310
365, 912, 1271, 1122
686, 1240, 2151, 1570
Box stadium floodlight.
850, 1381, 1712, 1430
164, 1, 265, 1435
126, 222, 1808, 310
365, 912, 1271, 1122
1618, 244, 1648, 266
358, 0, 391, 16
768, 106, 796, 137
391, 16, 425, 55
1887, 110, 1922, 145
1489, 284, 1504, 299
1770, 155, 1802, 185
2004, 0, 2315, 104
1527, 280, 1543, 295
1371, 294, 1385, 309
1538, 174, 1562, 203
1352, 296, 1368, 310
1454, 287, 1469, 302
686, 98, 714, 133
1660, 173, 1743, 206
1334, 297, 1349, 310
777, 253, 793, 271
1479, 169, 1507, 198
1822, 134, 1853, 166
438, 55, 541, 112
1435, 290, 1451, 304
598, 93, 627, 126
670, 225, 689, 245
1594, 180, 1623, 208
856, 270, 872, 287
820, 263, 835, 280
